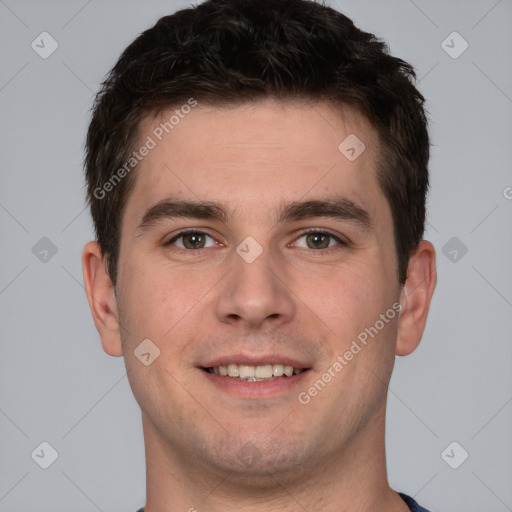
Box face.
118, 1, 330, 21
109, 99, 404, 480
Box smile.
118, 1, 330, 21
205, 363, 306, 381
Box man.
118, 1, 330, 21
82, 0, 436, 510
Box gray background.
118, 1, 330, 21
1, 0, 511, 510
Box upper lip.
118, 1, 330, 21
201, 353, 311, 369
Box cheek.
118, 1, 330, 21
116, 255, 219, 351
296, 260, 389, 326
294, 259, 399, 376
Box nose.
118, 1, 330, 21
214, 243, 296, 329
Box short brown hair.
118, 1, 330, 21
85, 0, 430, 286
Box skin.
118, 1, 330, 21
83, 98, 436, 512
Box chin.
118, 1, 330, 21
204, 435, 308, 481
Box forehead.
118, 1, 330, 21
124, 98, 385, 225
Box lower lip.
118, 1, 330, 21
200, 369, 309, 399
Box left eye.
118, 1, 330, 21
293, 231, 342, 250
168, 231, 217, 250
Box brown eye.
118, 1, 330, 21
293, 231, 343, 250
167, 231, 217, 250
182, 232, 206, 249
305, 232, 331, 249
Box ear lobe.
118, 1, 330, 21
396, 240, 437, 356
82, 241, 123, 357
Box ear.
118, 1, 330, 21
82, 241, 123, 356
396, 240, 437, 356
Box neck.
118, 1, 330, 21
141, 401, 409, 512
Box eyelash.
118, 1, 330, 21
164, 228, 347, 253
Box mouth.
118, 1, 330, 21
199, 356, 311, 398
203, 363, 308, 382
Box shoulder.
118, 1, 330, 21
399, 492, 432, 512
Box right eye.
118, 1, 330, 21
165, 230, 220, 250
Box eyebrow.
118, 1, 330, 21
277, 198, 371, 230
136, 197, 372, 233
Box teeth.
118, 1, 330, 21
208, 363, 305, 380
272, 364, 284, 377
239, 365, 255, 379
255, 364, 273, 379
227, 364, 239, 377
